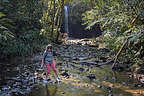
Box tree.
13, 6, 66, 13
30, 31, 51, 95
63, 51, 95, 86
82, 0, 144, 69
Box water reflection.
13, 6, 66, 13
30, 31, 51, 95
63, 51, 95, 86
111, 70, 117, 83
45, 84, 57, 96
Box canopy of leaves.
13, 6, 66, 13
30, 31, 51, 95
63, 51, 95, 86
0, 0, 49, 58
82, 0, 144, 67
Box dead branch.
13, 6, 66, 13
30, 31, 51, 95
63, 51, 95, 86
111, 38, 128, 69
100, 38, 129, 68
131, 15, 139, 25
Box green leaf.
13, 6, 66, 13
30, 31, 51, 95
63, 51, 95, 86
128, 33, 141, 43
0, 12, 6, 18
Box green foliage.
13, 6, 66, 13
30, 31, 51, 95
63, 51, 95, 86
0, 0, 51, 58
0, 12, 5, 17
82, 0, 144, 68
0, 11, 15, 41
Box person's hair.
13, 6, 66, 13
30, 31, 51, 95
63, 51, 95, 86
46, 44, 52, 51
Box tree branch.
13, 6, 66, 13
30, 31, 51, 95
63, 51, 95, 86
100, 38, 129, 68
111, 38, 128, 69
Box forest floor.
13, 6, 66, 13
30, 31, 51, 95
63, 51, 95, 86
0, 38, 144, 96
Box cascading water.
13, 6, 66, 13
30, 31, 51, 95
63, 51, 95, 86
64, 5, 69, 38
62, 4, 102, 39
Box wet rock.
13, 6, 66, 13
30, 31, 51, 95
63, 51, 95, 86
104, 76, 108, 80
137, 69, 144, 74
95, 60, 99, 63
122, 82, 127, 85
22, 85, 27, 89
97, 85, 102, 88
105, 85, 113, 93
72, 57, 79, 60
134, 84, 144, 87
2, 86, 11, 91
13, 81, 22, 87
60, 70, 70, 78
65, 63, 72, 68
22, 80, 28, 85
59, 67, 65, 72
10, 91, 18, 96
112, 76, 117, 80
1, 92, 11, 96
112, 65, 124, 72
100, 57, 107, 62
107, 94, 113, 96
139, 77, 144, 84
113, 94, 118, 96
88, 44, 98, 47
56, 62, 63, 66
79, 68, 85, 71
36, 69, 43, 73
108, 84, 114, 88
79, 57, 87, 61
61, 91, 65, 94
86, 73, 96, 80
85, 68, 89, 72
99, 48, 110, 53
76, 60, 98, 67
17, 91, 26, 95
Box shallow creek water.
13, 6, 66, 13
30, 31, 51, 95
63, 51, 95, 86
0, 40, 144, 96
28, 65, 144, 96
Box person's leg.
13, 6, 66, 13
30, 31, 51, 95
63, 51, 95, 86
46, 63, 50, 79
51, 61, 58, 77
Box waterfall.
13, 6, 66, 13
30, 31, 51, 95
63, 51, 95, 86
64, 6, 69, 38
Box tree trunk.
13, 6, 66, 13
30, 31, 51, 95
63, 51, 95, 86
50, 0, 56, 40
55, 0, 64, 42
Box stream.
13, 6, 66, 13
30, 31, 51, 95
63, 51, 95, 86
0, 39, 144, 96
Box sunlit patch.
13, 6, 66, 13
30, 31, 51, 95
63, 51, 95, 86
61, 77, 80, 82
34, 72, 45, 79
103, 81, 129, 89
103, 81, 144, 95
125, 89, 144, 96
61, 77, 102, 93
98, 43, 105, 49
133, 73, 144, 84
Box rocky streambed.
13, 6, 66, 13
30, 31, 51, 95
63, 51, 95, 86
0, 39, 144, 96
